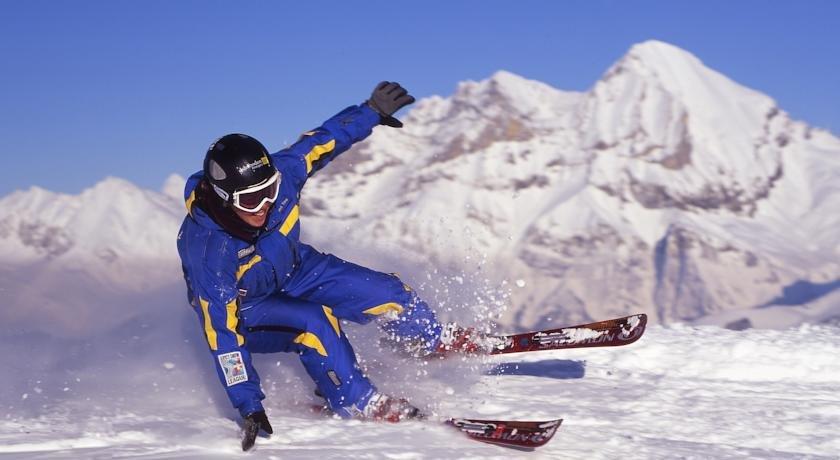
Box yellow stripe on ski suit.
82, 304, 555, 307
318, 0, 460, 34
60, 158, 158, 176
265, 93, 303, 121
279, 205, 299, 236
185, 190, 196, 216
236, 255, 262, 281
199, 298, 218, 350
294, 332, 328, 357
304, 140, 336, 174
198, 297, 244, 350
362, 302, 405, 316
226, 299, 245, 347
323, 306, 341, 337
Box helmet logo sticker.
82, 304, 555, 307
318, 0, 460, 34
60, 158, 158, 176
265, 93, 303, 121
237, 158, 268, 175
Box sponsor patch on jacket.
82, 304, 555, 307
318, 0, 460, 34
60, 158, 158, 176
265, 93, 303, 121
237, 245, 256, 259
218, 351, 248, 386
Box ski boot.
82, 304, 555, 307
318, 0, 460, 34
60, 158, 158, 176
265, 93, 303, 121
362, 392, 423, 423
313, 389, 423, 422
379, 323, 510, 358
432, 322, 510, 356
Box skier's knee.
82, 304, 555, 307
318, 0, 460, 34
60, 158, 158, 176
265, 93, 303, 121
376, 290, 442, 354
359, 274, 414, 321
296, 306, 342, 357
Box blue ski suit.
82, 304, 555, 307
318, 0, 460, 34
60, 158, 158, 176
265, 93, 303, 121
176, 104, 441, 418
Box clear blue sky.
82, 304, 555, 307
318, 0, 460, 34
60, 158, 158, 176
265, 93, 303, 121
2, 0, 838, 196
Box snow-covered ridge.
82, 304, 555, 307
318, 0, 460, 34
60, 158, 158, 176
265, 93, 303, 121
0, 176, 187, 337
302, 40, 840, 330
2, 40, 839, 333
583, 41, 786, 215
0, 175, 184, 261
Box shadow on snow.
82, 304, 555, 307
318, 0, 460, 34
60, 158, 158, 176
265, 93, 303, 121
485, 359, 586, 380
760, 278, 840, 307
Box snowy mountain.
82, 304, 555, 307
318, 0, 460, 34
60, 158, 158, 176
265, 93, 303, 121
1, 40, 839, 336
302, 40, 840, 330
0, 176, 185, 337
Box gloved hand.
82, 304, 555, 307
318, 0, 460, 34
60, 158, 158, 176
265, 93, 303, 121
241, 410, 273, 451
367, 81, 416, 128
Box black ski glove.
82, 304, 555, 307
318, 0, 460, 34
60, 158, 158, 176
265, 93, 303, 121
366, 81, 416, 128
241, 410, 273, 451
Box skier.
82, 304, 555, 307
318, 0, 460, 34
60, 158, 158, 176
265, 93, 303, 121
176, 82, 483, 451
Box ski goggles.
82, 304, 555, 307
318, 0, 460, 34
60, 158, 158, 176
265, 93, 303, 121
230, 170, 281, 213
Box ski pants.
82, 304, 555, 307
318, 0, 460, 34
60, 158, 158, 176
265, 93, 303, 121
238, 243, 441, 417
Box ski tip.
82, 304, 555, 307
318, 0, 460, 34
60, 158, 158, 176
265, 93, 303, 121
447, 417, 562, 450
619, 313, 648, 344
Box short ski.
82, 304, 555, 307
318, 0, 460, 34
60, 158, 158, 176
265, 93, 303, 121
447, 417, 562, 450
490, 313, 647, 355
309, 404, 561, 451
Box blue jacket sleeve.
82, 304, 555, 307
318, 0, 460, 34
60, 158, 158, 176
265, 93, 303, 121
191, 236, 265, 417
272, 103, 381, 192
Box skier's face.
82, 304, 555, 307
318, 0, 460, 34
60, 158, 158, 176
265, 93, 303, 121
233, 201, 270, 227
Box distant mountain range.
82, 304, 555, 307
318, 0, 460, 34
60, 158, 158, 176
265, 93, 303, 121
2, 40, 838, 337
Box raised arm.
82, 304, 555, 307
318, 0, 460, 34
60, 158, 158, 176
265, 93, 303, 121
273, 81, 415, 190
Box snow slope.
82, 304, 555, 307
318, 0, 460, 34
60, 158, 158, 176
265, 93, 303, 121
2, 321, 838, 459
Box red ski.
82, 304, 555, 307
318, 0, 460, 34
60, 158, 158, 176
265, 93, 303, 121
490, 313, 648, 355
309, 404, 561, 451
447, 417, 562, 450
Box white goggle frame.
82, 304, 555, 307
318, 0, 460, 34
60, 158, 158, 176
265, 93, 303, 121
213, 170, 281, 213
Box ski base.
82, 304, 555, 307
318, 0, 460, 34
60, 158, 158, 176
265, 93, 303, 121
447, 417, 562, 450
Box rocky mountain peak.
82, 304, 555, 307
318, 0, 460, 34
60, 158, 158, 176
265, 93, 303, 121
613, 40, 703, 76
302, 41, 840, 329
448, 70, 582, 121
0, 177, 183, 262
581, 41, 790, 215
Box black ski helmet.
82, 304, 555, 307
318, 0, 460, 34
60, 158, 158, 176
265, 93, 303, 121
203, 133, 276, 204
